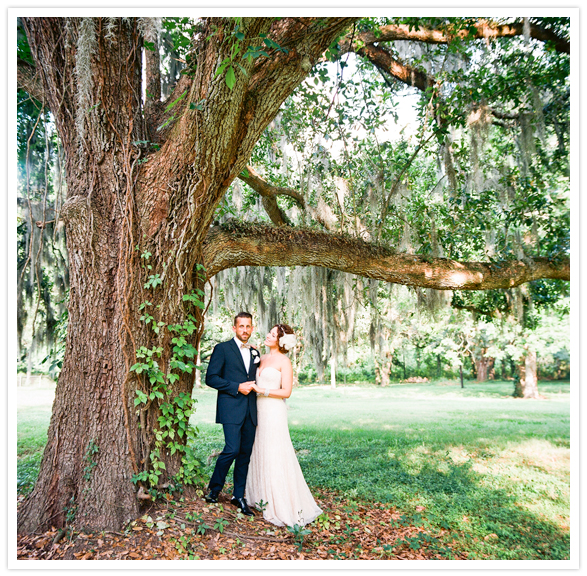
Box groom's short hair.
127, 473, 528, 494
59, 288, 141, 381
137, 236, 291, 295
234, 311, 253, 325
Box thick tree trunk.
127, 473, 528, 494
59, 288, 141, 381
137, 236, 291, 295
18, 17, 145, 533
513, 349, 540, 398
374, 353, 391, 386
380, 359, 391, 387
19, 211, 140, 531
18, 16, 355, 534
475, 356, 495, 382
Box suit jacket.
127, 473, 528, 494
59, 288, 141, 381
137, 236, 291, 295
205, 339, 258, 426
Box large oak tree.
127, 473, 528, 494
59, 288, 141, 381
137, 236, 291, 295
16, 16, 569, 533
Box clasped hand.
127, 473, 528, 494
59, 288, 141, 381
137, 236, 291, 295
238, 381, 256, 395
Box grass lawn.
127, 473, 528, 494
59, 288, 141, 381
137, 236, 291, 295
17, 378, 570, 560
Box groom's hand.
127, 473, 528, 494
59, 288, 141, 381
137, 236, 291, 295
238, 382, 255, 395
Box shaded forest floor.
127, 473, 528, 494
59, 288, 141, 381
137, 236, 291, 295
17, 488, 465, 561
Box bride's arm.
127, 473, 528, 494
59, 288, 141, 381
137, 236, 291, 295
255, 360, 293, 399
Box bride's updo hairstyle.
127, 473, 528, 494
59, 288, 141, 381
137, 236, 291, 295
274, 324, 296, 354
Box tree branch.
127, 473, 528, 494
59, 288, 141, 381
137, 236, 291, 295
238, 164, 300, 226
143, 20, 162, 118
451, 302, 504, 319
238, 165, 336, 230
17, 58, 44, 102
239, 165, 305, 206
346, 19, 569, 54
354, 44, 434, 92
260, 196, 291, 227
202, 221, 570, 289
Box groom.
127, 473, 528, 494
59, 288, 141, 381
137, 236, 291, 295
205, 311, 259, 516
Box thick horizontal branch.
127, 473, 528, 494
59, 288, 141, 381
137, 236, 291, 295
345, 19, 569, 54
202, 221, 570, 289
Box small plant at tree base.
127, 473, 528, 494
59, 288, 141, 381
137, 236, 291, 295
172, 534, 199, 559
64, 494, 77, 526
287, 523, 312, 552
185, 510, 202, 523
214, 518, 229, 534
197, 522, 211, 535
343, 522, 358, 539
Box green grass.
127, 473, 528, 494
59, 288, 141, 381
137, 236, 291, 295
18, 378, 570, 560
17, 385, 54, 495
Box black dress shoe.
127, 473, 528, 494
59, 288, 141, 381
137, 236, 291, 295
231, 496, 255, 516
205, 490, 220, 503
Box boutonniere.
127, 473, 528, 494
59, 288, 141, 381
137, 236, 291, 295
253, 356, 260, 364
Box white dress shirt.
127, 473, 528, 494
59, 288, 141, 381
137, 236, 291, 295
234, 337, 251, 372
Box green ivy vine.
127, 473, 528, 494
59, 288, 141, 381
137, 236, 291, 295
130, 251, 206, 496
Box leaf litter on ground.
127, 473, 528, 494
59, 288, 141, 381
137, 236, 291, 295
17, 488, 466, 561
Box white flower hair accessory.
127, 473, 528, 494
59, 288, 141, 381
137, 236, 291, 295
279, 333, 297, 351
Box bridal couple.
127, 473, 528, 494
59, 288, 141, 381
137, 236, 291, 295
204, 312, 322, 527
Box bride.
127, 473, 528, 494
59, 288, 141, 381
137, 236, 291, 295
245, 323, 322, 527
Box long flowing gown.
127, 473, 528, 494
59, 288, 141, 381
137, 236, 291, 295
245, 367, 322, 527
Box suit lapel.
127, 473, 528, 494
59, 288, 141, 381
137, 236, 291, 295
248, 349, 258, 378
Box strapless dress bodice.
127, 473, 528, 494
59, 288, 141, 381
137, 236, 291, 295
256, 366, 282, 390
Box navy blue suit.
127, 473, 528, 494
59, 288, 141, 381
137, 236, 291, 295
206, 339, 258, 498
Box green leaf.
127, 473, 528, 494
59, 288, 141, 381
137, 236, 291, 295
165, 90, 187, 112
156, 115, 175, 132
214, 57, 231, 78
225, 66, 236, 90
190, 99, 205, 111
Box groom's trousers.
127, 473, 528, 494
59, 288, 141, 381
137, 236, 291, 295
208, 409, 256, 499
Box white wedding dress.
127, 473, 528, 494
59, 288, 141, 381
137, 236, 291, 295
245, 367, 322, 527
